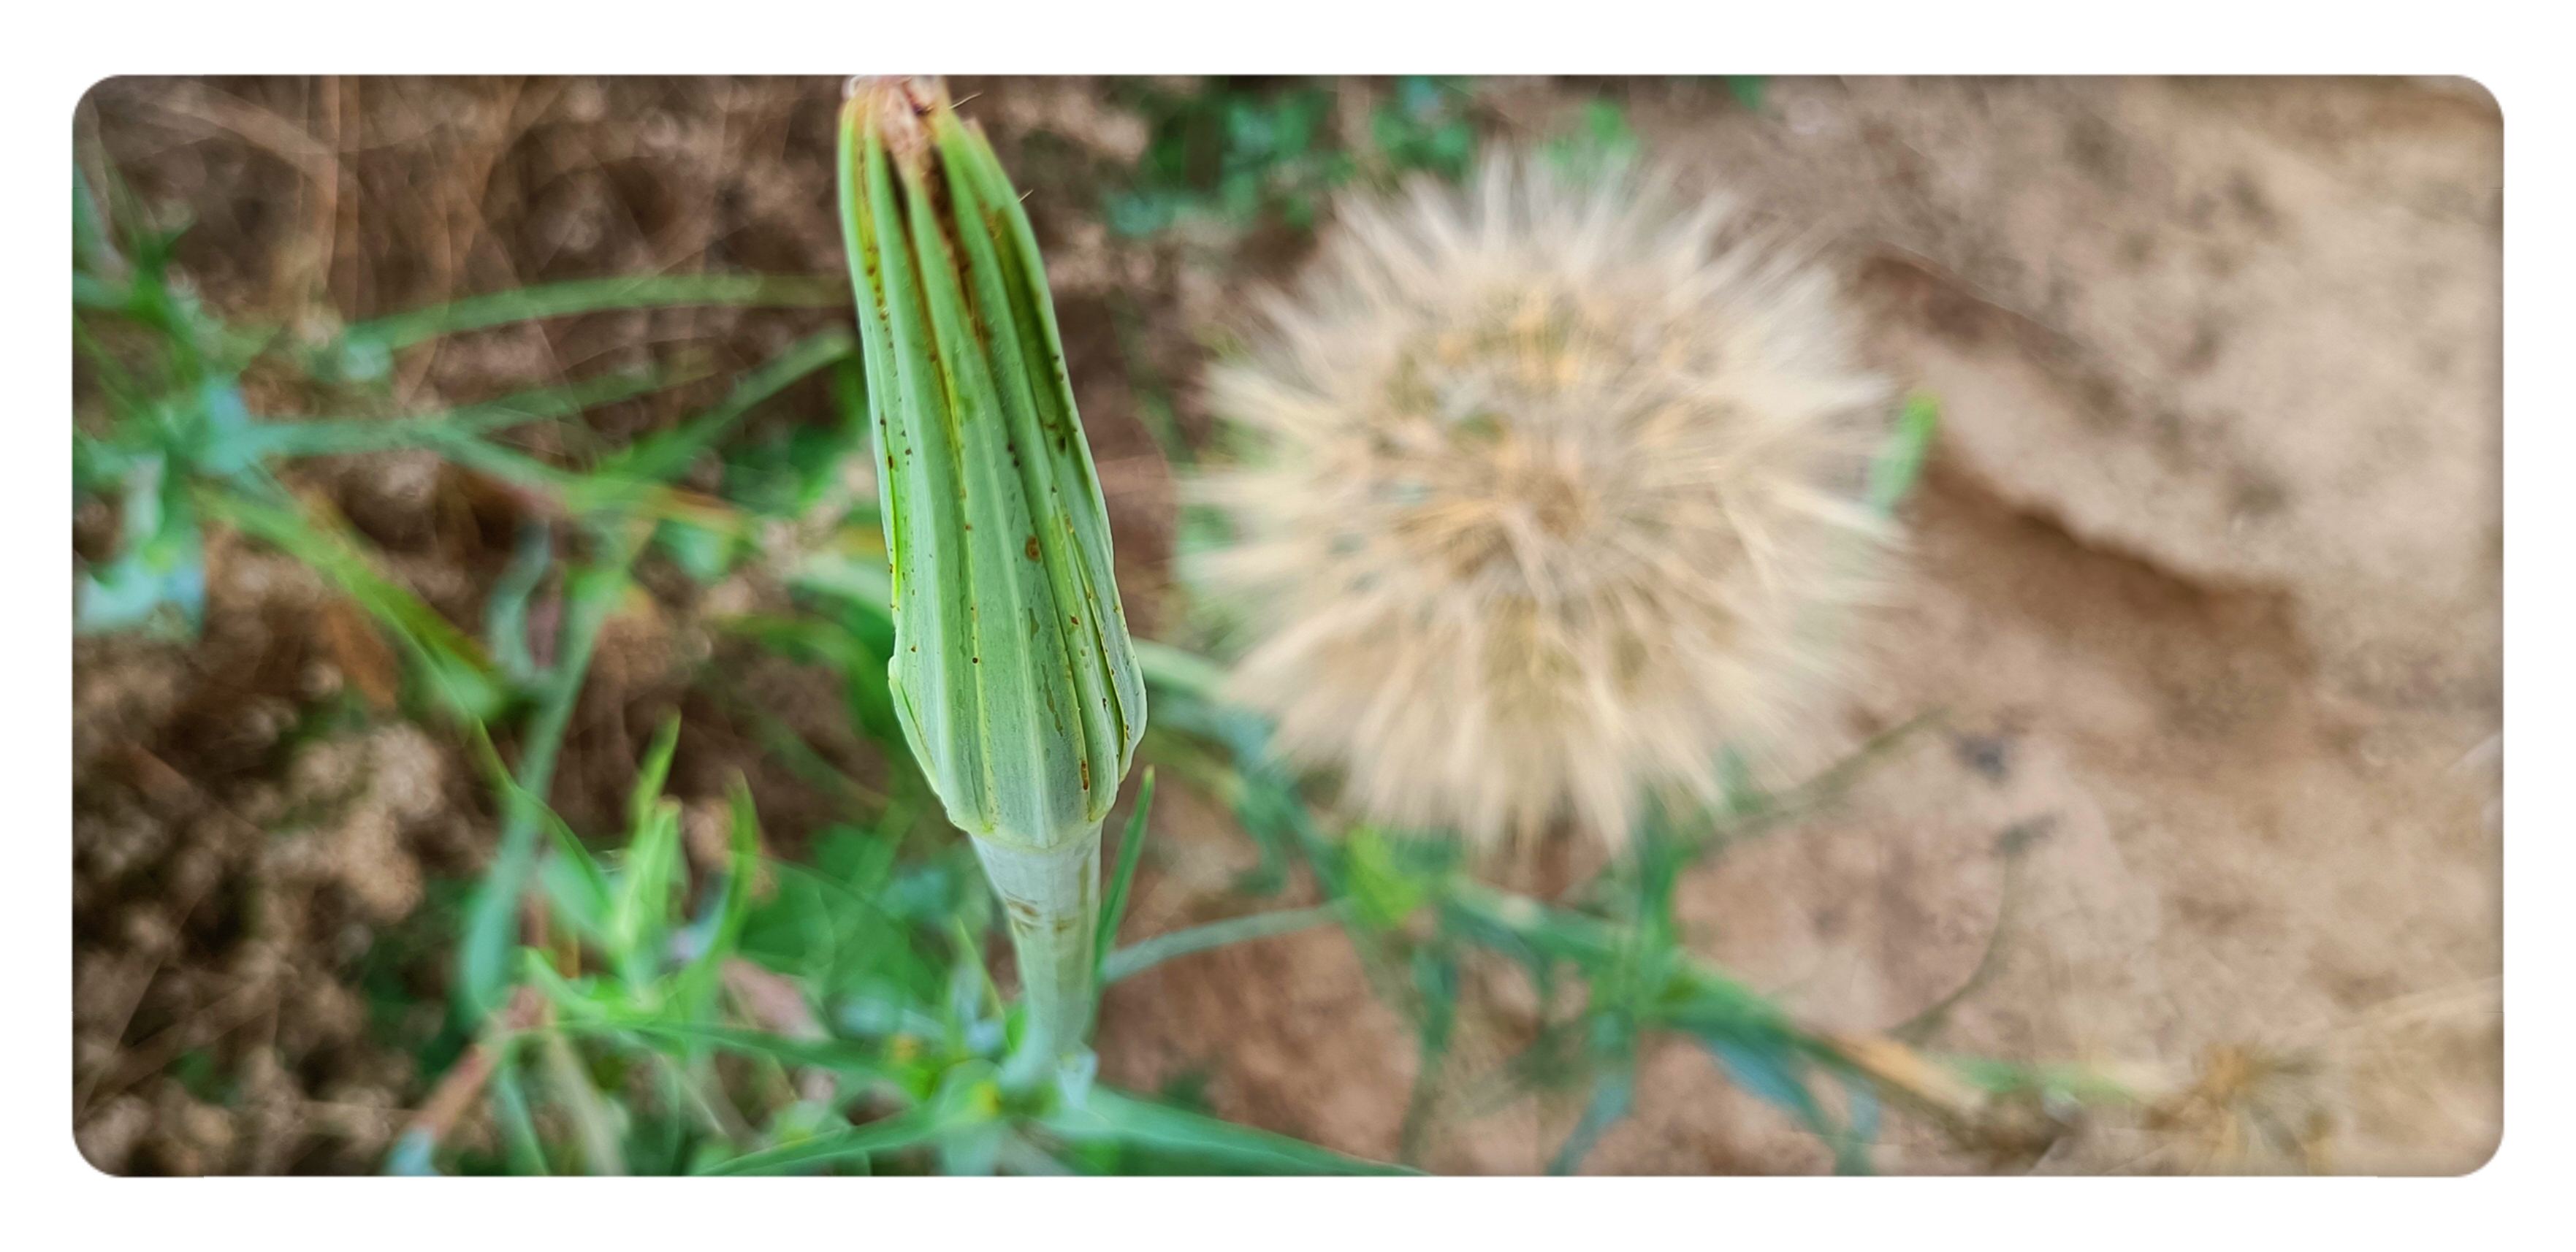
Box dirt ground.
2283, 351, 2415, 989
71, 76, 2501, 1175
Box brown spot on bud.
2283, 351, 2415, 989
1026, 535, 1042, 561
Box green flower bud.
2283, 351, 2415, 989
838, 77, 1146, 1056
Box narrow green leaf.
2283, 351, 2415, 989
234, 369, 680, 462
537, 856, 609, 947
670, 779, 763, 1013
202, 486, 500, 717
536, 1029, 627, 1175
519, 950, 604, 1020
457, 534, 647, 1020
1132, 638, 1230, 702
1704, 1036, 1829, 1131
628, 712, 685, 833
482, 520, 552, 684
1547, 1065, 1635, 1176
597, 328, 854, 487
1044, 1088, 1413, 1175
489, 1050, 552, 1176
610, 799, 683, 985
528, 783, 613, 944
1102, 902, 1344, 984
1094, 768, 1157, 972
1401, 946, 1461, 1167
598, 1020, 889, 1087
698, 1101, 950, 1176
426, 435, 584, 501
1832, 1074, 1880, 1175
333, 273, 847, 356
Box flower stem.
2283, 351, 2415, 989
969, 826, 1102, 1059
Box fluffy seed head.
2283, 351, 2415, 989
1189, 155, 1895, 848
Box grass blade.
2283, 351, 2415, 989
1547, 1065, 1635, 1176
1399, 946, 1460, 1166
536, 1030, 627, 1175
202, 486, 500, 717
495, 757, 614, 947
335, 273, 847, 355
697, 1102, 948, 1176
628, 712, 685, 832
1703, 1036, 1829, 1131
237, 369, 682, 462
593, 1020, 890, 1088
1102, 902, 1344, 984
610, 798, 683, 986
1093, 768, 1156, 977
1045, 1088, 1413, 1175
482, 520, 552, 684
670, 780, 764, 1014
488, 1050, 552, 1176
456, 531, 647, 1019
595, 328, 854, 486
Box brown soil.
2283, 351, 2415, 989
71, 76, 2499, 1175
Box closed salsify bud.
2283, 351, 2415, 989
839, 77, 1146, 1058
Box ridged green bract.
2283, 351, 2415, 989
837, 81, 1146, 856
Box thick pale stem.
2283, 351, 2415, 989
969, 826, 1102, 1058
